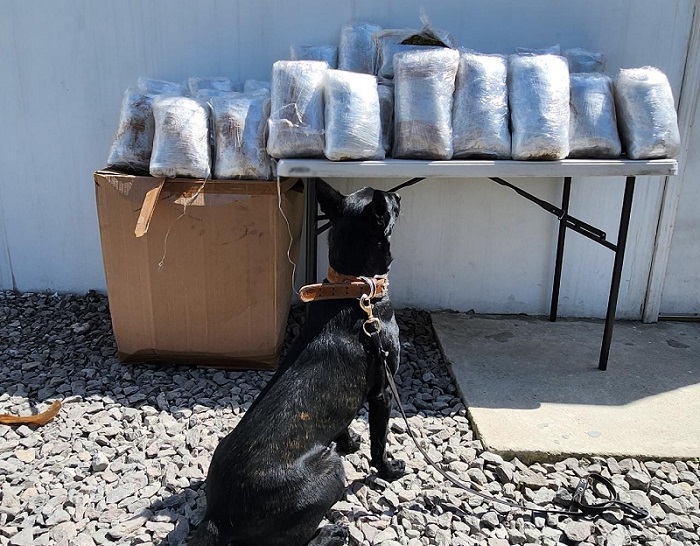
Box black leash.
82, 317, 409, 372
359, 305, 648, 521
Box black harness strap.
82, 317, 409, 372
363, 322, 649, 521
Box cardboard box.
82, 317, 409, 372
94, 170, 304, 369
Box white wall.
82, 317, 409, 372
0, 0, 696, 318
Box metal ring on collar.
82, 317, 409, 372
359, 276, 377, 299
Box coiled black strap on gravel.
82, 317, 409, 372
363, 325, 649, 521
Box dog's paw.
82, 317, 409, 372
307, 524, 348, 546
335, 432, 360, 455
376, 458, 406, 481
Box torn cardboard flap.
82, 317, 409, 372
95, 169, 301, 237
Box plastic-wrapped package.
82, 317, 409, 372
374, 20, 454, 80
516, 44, 561, 55
323, 70, 383, 161
267, 60, 327, 159
378, 83, 394, 154
244, 79, 271, 93
290, 45, 338, 68
338, 22, 382, 74
614, 67, 680, 159
150, 96, 211, 178
210, 93, 273, 179
393, 48, 460, 159
188, 77, 233, 95
137, 77, 187, 95
568, 73, 621, 158
194, 89, 240, 101
508, 54, 570, 160
374, 29, 418, 79
106, 88, 156, 173
564, 48, 605, 73
452, 52, 511, 159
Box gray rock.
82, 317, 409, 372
564, 520, 593, 542
624, 470, 651, 491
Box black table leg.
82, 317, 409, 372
599, 176, 636, 371
304, 178, 318, 285
550, 177, 572, 322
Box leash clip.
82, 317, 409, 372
360, 293, 381, 336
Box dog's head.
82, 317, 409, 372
316, 180, 401, 277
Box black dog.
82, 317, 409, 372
189, 181, 404, 546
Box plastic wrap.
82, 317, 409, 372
516, 44, 561, 55
338, 22, 382, 74
210, 93, 273, 179
614, 67, 680, 159
137, 77, 187, 95
290, 45, 338, 68
244, 79, 271, 93
374, 29, 418, 79
392, 48, 460, 159
106, 88, 156, 173
149, 96, 211, 178
564, 48, 605, 73
378, 83, 394, 154
374, 21, 453, 80
452, 52, 511, 159
188, 77, 233, 95
568, 73, 621, 158
267, 60, 327, 159
194, 89, 240, 101
323, 70, 383, 161
508, 54, 570, 160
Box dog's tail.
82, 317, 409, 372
188, 517, 222, 546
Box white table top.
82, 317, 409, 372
277, 158, 678, 179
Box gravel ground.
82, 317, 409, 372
1, 290, 699, 546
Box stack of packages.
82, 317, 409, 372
107, 18, 681, 171
107, 76, 274, 179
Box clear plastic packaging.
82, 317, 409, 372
452, 52, 511, 159
516, 44, 561, 55
373, 18, 454, 80
136, 77, 187, 95
106, 88, 156, 173
323, 70, 383, 161
149, 96, 211, 178
290, 45, 338, 68
244, 79, 271, 93
188, 77, 234, 95
267, 60, 327, 159
614, 67, 680, 159
568, 73, 621, 158
338, 22, 382, 74
210, 93, 273, 179
392, 48, 460, 159
374, 29, 418, 79
564, 48, 605, 73
508, 54, 570, 160
377, 83, 394, 154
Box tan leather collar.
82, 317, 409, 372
299, 267, 389, 303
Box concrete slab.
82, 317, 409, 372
431, 313, 700, 462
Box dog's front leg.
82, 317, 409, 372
368, 387, 405, 480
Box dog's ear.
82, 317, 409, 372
371, 190, 389, 222
316, 180, 343, 221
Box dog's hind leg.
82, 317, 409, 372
368, 387, 406, 481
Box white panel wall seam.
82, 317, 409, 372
643, 2, 700, 322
